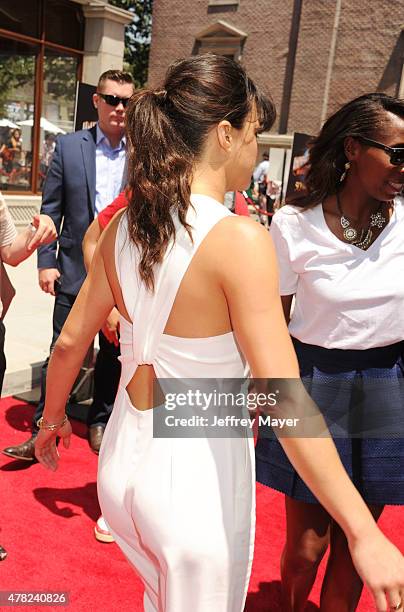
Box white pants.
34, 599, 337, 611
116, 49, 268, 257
98, 386, 255, 611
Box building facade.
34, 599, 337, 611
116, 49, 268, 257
0, 0, 131, 207
148, 0, 404, 166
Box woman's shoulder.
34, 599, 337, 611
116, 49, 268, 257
206, 215, 278, 284
201, 214, 272, 263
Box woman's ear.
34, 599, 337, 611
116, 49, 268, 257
216, 120, 233, 153
344, 135, 361, 162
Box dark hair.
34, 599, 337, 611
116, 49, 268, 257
125, 54, 276, 290
97, 69, 133, 90
263, 151, 269, 159
292, 93, 404, 208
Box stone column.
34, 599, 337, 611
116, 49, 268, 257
82, 1, 133, 85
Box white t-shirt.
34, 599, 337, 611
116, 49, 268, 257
271, 197, 404, 349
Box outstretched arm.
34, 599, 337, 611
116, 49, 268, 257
1, 214, 57, 267
219, 216, 404, 612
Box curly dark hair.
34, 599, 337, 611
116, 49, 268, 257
291, 93, 404, 209
124, 54, 276, 290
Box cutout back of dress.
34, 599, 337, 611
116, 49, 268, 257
115, 194, 247, 410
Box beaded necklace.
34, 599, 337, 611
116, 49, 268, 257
336, 191, 388, 250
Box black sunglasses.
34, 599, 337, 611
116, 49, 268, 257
97, 93, 131, 108
358, 136, 404, 166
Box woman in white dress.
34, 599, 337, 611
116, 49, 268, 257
35, 56, 404, 612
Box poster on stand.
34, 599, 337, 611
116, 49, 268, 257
74, 82, 97, 131
285, 132, 313, 203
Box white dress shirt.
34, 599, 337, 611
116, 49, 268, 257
95, 124, 126, 216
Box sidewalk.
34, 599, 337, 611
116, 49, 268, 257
2, 256, 53, 397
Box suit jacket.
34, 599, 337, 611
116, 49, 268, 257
38, 126, 97, 296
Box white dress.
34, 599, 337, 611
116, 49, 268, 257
97, 194, 255, 612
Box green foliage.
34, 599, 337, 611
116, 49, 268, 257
0, 56, 35, 116
109, 0, 153, 88
0, 54, 77, 120
44, 56, 77, 102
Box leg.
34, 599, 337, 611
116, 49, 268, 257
99, 402, 253, 611
86, 330, 120, 429
320, 504, 384, 612
281, 495, 331, 612
266, 196, 275, 226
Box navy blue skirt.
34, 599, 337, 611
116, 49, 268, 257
255, 338, 404, 505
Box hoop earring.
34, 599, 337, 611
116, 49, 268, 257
340, 161, 350, 183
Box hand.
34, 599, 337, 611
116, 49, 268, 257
38, 268, 60, 295
349, 528, 404, 611
101, 307, 120, 347
27, 214, 57, 250
34, 419, 72, 471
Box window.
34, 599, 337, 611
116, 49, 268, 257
0, 0, 83, 194
39, 51, 79, 189
194, 20, 247, 62
0, 39, 37, 192
0, 0, 41, 39
44, 0, 84, 50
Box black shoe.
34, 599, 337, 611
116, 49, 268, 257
2, 433, 38, 461
88, 425, 104, 455
0, 545, 7, 561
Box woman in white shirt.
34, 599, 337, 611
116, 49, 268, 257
256, 93, 404, 611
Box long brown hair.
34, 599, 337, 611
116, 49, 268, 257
291, 93, 404, 209
125, 54, 275, 290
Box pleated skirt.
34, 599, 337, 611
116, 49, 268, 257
256, 338, 404, 505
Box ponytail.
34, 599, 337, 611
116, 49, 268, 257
124, 55, 276, 290
125, 89, 193, 291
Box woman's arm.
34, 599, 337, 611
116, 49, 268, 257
1, 214, 57, 267
82, 217, 101, 273
34, 220, 119, 469
219, 216, 404, 610
82, 212, 126, 346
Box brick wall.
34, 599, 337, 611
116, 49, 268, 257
148, 0, 404, 136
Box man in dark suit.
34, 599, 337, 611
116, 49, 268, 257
2, 69, 134, 463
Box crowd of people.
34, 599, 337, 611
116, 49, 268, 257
1, 56, 404, 612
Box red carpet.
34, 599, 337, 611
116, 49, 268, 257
1, 397, 403, 611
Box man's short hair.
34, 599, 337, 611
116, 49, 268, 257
263, 151, 269, 160
97, 70, 134, 91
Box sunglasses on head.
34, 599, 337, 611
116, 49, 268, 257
97, 93, 131, 108
358, 136, 404, 166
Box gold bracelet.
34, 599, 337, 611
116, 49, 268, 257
36, 415, 68, 431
